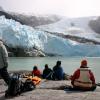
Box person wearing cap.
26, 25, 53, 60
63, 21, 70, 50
0, 39, 10, 85
70, 59, 96, 91
52, 61, 64, 80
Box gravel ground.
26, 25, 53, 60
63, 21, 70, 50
0, 79, 100, 100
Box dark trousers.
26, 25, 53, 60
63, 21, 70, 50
0, 67, 10, 85
65, 85, 97, 91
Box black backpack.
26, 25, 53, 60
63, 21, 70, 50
23, 78, 36, 92
5, 74, 23, 97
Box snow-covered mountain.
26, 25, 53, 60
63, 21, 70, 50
36, 17, 99, 37
36, 16, 100, 43
0, 15, 100, 57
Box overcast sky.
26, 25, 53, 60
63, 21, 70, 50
0, 0, 100, 18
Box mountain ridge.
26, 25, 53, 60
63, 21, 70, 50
0, 9, 61, 27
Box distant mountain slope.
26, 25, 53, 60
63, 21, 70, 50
0, 9, 61, 27
89, 17, 100, 34
37, 17, 96, 33
36, 16, 100, 43
11, 13, 61, 27
0, 11, 24, 24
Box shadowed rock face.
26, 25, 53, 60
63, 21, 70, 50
11, 13, 61, 27
44, 31, 100, 45
0, 11, 24, 24
0, 10, 61, 27
7, 47, 45, 57
89, 17, 100, 34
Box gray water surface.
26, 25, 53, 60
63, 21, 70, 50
8, 57, 100, 82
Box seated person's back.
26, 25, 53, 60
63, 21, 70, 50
71, 59, 96, 91
43, 64, 52, 79
53, 61, 64, 80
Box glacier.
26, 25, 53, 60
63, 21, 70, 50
37, 17, 100, 42
0, 16, 100, 56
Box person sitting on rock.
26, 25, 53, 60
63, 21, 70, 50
32, 66, 41, 77
70, 59, 96, 91
43, 64, 52, 80
52, 61, 64, 80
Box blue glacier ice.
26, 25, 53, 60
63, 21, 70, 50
0, 16, 100, 56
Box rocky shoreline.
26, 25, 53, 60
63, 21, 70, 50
0, 70, 100, 100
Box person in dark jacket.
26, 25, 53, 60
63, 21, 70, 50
53, 61, 64, 80
0, 39, 10, 85
43, 64, 52, 80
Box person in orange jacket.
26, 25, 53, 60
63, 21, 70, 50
32, 66, 41, 78
71, 59, 96, 91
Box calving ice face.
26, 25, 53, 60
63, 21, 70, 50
0, 16, 100, 56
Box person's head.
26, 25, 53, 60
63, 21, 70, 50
80, 60, 88, 68
56, 61, 61, 66
45, 64, 48, 69
33, 65, 38, 70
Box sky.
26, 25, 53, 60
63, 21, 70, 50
0, 0, 100, 18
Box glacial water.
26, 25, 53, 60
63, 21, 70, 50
8, 57, 100, 82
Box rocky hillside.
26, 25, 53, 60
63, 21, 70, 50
10, 13, 61, 27
0, 8, 61, 27
89, 17, 100, 34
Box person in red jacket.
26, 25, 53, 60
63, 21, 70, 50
32, 66, 41, 77
71, 59, 96, 91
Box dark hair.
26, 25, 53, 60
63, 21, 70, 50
56, 61, 61, 66
45, 64, 48, 68
33, 66, 37, 70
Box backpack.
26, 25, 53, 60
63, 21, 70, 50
5, 74, 23, 97
23, 78, 36, 92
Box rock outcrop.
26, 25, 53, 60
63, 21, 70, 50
7, 47, 45, 57
0, 79, 100, 100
